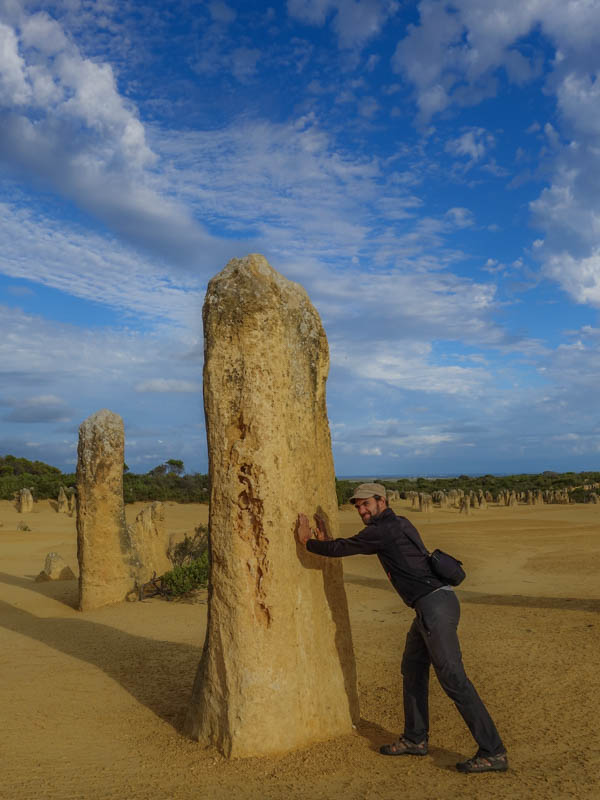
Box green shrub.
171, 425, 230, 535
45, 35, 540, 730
168, 525, 208, 566
161, 552, 209, 596
336, 479, 359, 506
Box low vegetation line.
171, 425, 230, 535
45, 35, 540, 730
1, 454, 598, 505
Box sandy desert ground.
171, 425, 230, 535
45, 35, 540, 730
1, 496, 599, 800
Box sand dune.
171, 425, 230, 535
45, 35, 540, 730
1, 498, 598, 799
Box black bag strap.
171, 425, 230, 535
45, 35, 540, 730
402, 525, 430, 557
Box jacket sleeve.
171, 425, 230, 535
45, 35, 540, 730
306, 527, 381, 557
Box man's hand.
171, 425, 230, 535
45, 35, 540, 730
296, 513, 313, 546
314, 514, 330, 541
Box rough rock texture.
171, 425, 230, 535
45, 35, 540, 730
76, 410, 136, 611
419, 492, 433, 512
18, 488, 33, 513
127, 502, 171, 585
69, 490, 77, 516
57, 486, 70, 514
186, 254, 359, 758
35, 552, 76, 582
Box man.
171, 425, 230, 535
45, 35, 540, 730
296, 483, 507, 774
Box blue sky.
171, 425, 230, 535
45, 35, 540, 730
1, 0, 600, 477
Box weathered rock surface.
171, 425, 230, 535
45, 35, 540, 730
127, 501, 171, 585
57, 485, 70, 514
35, 552, 76, 582
186, 254, 359, 758
76, 409, 136, 611
419, 492, 433, 512
17, 488, 34, 513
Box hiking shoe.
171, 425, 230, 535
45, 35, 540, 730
380, 736, 428, 756
456, 751, 508, 773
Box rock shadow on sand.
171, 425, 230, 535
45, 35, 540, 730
0, 570, 79, 607
0, 596, 201, 732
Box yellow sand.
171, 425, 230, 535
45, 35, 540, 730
1, 498, 598, 799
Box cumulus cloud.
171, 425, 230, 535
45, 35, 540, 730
0, 8, 219, 268
541, 250, 600, 306
287, 0, 398, 49
392, 0, 600, 311
445, 128, 495, 165
392, 0, 600, 123
0, 22, 29, 104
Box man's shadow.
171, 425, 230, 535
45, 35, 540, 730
0, 593, 202, 732
354, 718, 462, 768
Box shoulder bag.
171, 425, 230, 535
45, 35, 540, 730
403, 526, 466, 586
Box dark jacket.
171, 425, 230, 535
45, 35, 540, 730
306, 507, 445, 607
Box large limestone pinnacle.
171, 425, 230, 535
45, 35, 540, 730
76, 409, 134, 611
186, 254, 359, 758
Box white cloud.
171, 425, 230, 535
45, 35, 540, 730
542, 250, 600, 306
0, 22, 29, 104
20, 11, 68, 55
287, 0, 397, 49
0, 9, 219, 268
392, 0, 600, 123
0, 304, 205, 468
444, 207, 474, 228
209, 1, 236, 24
135, 379, 201, 393
0, 201, 204, 326
445, 128, 495, 163
4, 394, 73, 424
1, 305, 158, 383
556, 71, 600, 137
331, 339, 491, 397
391, 1, 600, 312
333, 417, 459, 460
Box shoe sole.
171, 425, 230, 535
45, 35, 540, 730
456, 763, 508, 773
380, 747, 428, 757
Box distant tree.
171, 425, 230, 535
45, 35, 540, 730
336, 479, 358, 506
166, 459, 184, 476
149, 463, 168, 478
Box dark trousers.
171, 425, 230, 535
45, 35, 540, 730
401, 588, 504, 757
